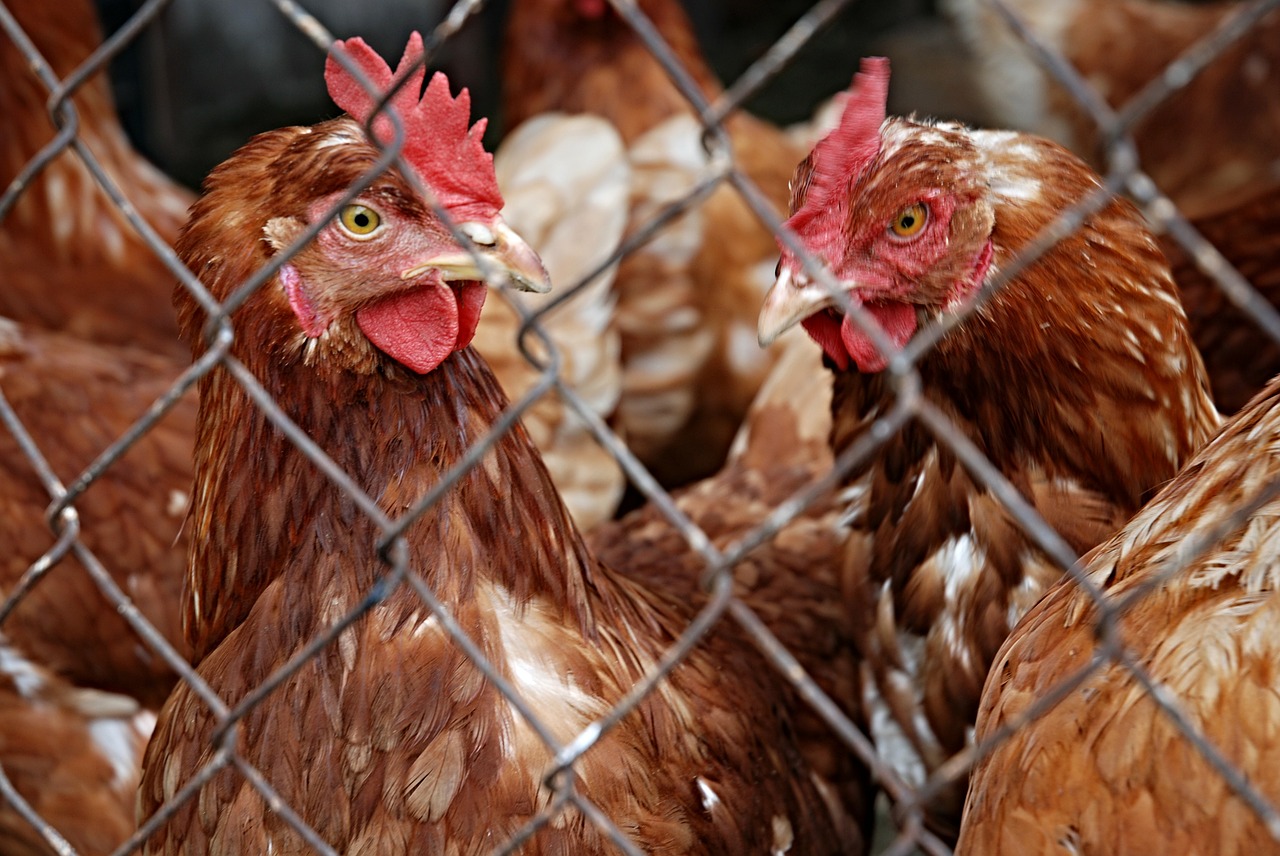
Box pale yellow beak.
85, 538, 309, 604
758, 266, 844, 346
401, 219, 551, 294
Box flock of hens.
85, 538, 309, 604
0, 0, 1279, 853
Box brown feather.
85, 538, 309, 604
958, 376, 1280, 855
0, 319, 191, 708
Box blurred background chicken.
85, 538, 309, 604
0, 637, 152, 856
482, 112, 629, 529
957, 374, 1280, 856
0, 318, 190, 708
943, 0, 1280, 219
503, 0, 813, 487
0, 0, 192, 356
942, 0, 1280, 416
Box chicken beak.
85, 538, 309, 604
758, 266, 841, 346
401, 219, 552, 294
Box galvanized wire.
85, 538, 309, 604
1, 0, 1278, 853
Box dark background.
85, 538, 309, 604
93, 0, 985, 189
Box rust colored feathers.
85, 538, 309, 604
0, 641, 153, 856
1160, 181, 1280, 415
138, 40, 854, 854
957, 375, 1280, 856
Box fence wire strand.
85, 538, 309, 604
1, 0, 1278, 853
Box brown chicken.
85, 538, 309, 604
503, 0, 807, 486
0, 636, 154, 856
957, 374, 1280, 855
0, 0, 193, 356
138, 35, 853, 854
757, 58, 1222, 840
0, 317, 190, 708
944, 0, 1280, 218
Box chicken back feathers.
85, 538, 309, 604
139, 35, 849, 855
759, 58, 1221, 837
0, 638, 153, 856
957, 374, 1280, 856
481, 112, 630, 530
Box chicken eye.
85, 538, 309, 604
338, 204, 382, 238
890, 203, 928, 238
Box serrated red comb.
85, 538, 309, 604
325, 33, 503, 222
783, 57, 890, 251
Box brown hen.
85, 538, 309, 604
758, 58, 1222, 840
503, 0, 808, 486
138, 35, 853, 854
588, 328, 874, 853
957, 373, 1280, 856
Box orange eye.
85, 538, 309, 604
890, 203, 927, 238
338, 204, 382, 238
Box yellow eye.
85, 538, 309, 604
338, 204, 382, 237
890, 203, 927, 238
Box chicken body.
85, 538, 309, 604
758, 58, 1221, 838
503, 0, 806, 486
957, 374, 1280, 855
139, 37, 851, 854
588, 328, 874, 853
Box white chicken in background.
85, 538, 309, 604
482, 113, 630, 529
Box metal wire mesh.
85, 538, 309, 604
1, 0, 1279, 853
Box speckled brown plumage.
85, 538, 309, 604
589, 331, 874, 853
760, 68, 1222, 839
138, 99, 851, 853
0, 319, 191, 708
957, 374, 1280, 856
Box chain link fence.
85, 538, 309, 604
1, 0, 1279, 853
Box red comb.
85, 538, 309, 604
325, 33, 503, 222
783, 57, 890, 250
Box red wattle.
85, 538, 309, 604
841, 302, 917, 373
356, 281, 487, 374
